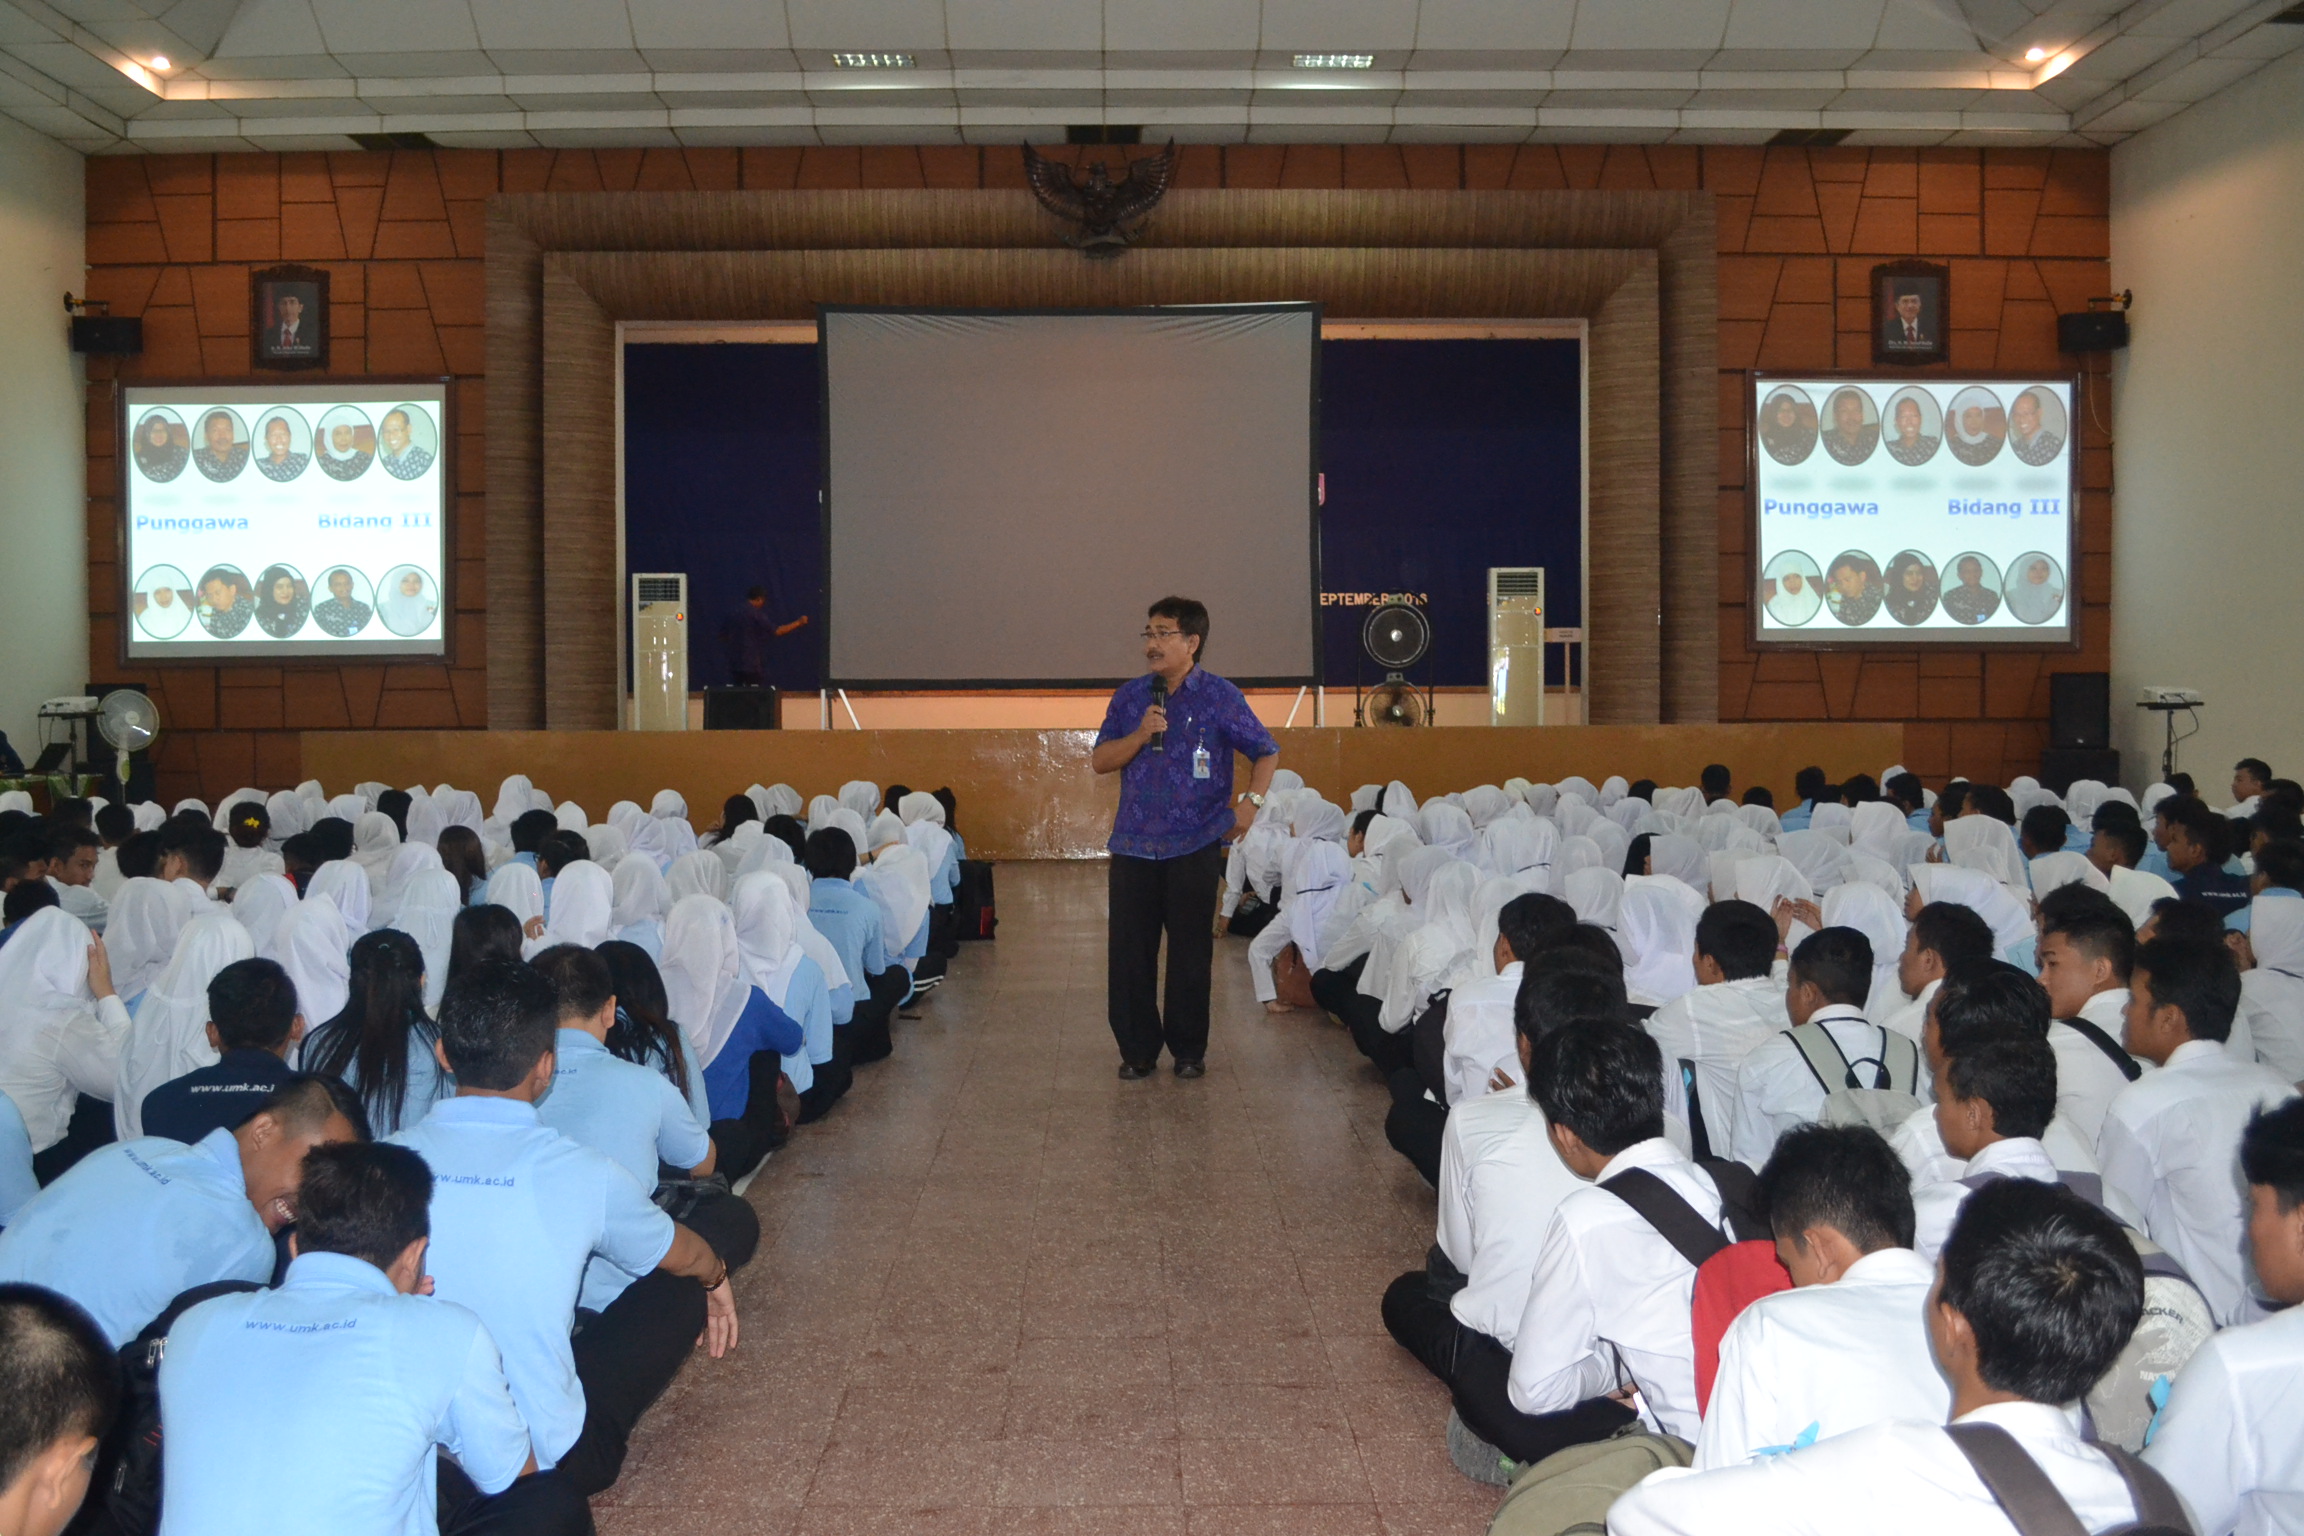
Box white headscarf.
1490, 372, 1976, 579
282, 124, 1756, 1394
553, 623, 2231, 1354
1384, 859, 1482, 1028
395, 869, 460, 1011
2108, 865, 2178, 928
1559, 836, 1602, 876
554, 801, 588, 833
659, 894, 751, 1067
625, 815, 672, 874
1736, 854, 1817, 949
1849, 801, 1906, 865
262, 791, 306, 847
610, 854, 671, 935
1285, 840, 1353, 972
173, 797, 211, 821
375, 842, 443, 930
583, 823, 628, 871
106, 878, 189, 1002
1822, 881, 1909, 1023
1809, 803, 1854, 843
539, 860, 614, 949
730, 872, 806, 1007
651, 789, 689, 823
279, 896, 352, 1026
838, 781, 881, 820
130, 801, 167, 832
1478, 818, 1554, 888
666, 850, 729, 905
1382, 781, 1418, 819
1564, 865, 1625, 932
482, 862, 543, 954
905, 817, 954, 880
2242, 897, 2304, 1080
828, 809, 869, 864
1945, 814, 2033, 895
326, 793, 365, 825
351, 811, 400, 886
858, 843, 932, 955
492, 776, 535, 827
114, 911, 256, 1138
608, 801, 645, 837
1779, 829, 1853, 895
2029, 851, 2109, 899
1589, 821, 1630, 879
806, 795, 841, 833
1621, 876, 1702, 1007
1648, 834, 1711, 903
770, 862, 850, 993
896, 791, 944, 827
406, 797, 448, 849
763, 784, 804, 819
1911, 865, 2033, 960
231, 873, 300, 961
307, 859, 373, 933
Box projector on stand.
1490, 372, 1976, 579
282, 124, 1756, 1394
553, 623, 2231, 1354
2135, 687, 2204, 780
2137, 686, 2203, 708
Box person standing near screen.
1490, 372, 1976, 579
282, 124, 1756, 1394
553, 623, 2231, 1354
720, 588, 807, 689
1092, 597, 1280, 1081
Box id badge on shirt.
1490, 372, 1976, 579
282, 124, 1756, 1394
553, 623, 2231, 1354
1191, 741, 1211, 780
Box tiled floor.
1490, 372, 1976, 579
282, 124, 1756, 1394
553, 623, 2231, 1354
593, 860, 1499, 1535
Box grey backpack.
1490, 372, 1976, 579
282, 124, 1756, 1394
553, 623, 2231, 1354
1785, 1020, 1923, 1136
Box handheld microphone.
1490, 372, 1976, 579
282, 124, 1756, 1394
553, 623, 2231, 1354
1149, 676, 1168, 752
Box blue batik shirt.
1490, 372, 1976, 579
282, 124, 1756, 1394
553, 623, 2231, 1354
1097, 667, 1278, 861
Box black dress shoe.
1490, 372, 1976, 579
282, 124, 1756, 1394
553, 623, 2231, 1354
1117, 1061, 1156, 1081
1173, 1059, 1205, 1079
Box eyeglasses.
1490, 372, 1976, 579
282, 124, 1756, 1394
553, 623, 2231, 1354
1141, 629, 1185, 642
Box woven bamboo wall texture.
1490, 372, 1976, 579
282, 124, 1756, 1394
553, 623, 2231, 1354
83, 142, 2109, 800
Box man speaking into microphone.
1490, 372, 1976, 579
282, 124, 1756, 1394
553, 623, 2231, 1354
1092, 596, 1281, 1080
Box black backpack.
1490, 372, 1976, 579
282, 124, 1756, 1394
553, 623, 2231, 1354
74, 1281, 263, 1536
955, 860, 998, 941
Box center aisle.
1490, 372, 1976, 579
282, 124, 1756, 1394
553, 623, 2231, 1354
593, 859, 1499, 1534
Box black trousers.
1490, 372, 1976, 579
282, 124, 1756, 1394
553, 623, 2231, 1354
560, 1268, 708, 1496
437, 1462, 593, 1536
1107, 842, 1225, 1067
707, 1051, 789, 1183
33, 1094, 115, 1186
847, 967, 908, 1065
797, 1025, 855, 1124
1384, 1069, 1447, 1188
1350, 1010, 1414, 1077
677, 1188, 761, 1272
1310, 955, 1368, 1024
928, 902, 960, 959
1380, 1268, 1635, 1466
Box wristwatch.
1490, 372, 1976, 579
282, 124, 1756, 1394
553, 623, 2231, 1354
1240, 792, 1265, 808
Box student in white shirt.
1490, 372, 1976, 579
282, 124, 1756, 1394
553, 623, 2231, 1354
1383, 965, 1625, 1426
1440, 893, 1578, 1107
1486, 1022, 1732, 1461
1880, 899, 1996, 1044
44, 826, 107, 935
2145, 1096, 2304, 1532
2034, 886, 2150, 1145
0, 1284, 119, 1536
1614, 1178, 2162, 1536
1730, 926, 1913, 1168
1913, 1018, 2067, 1259
0, 909, 132, 1184
1646, 900, 1787, 1160
1695, 1124, 1950, 1470
2099, 935, 2298, 1325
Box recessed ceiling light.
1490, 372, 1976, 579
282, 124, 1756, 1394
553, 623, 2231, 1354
1293, 53, 1376, 69
831, 52, 914, 68
2024, 46, 2048, 61
149, 54, 170, 69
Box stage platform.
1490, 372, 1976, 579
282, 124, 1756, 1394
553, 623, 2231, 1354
301, 723, 1905, 861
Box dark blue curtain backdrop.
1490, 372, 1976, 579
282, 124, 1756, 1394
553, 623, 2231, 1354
624, 336, 1581, 691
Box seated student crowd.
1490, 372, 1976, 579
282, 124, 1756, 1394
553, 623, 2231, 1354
1226, 762, 2304, 1528
0, 772, 979, 1531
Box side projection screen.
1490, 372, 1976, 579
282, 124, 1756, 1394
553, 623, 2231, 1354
1751, 375, 2078, 646
822, 306, 1320, 686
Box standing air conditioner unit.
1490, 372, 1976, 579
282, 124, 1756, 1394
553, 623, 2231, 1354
631, 573, 688, 731
1488, 566, 1546, 726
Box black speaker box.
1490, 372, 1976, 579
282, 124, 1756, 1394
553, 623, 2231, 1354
2058, 311, 2128, 354
703, 685, 778, 730
70, 316, 143, 355
2041, 748, 2120, 796
2050, 671, 2110, 749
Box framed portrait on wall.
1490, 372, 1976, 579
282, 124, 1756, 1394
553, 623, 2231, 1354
1872, 260, 1949, 367
251, 264, 330, 371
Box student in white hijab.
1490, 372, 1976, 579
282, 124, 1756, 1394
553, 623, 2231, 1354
394, 868, 460, 1012
373, 843, 443, 931
835, 781, 880, 821
1382, 859, 1482, 1034
858, 836, 933, 973
624, 815, 672, 875
537, 860, 613, 949
1359, 844, 1453, 1020
729, 873, 837, 1112
1822, 880, 1910, 1024
554, 801, 588, 834
103, 878, 188, 1009
481, 861, 545, 955
404, 796, 448, 850
609, 856, 672, 961
2029, 850, 2109, 899
656, 895, 804, 1157
582, 823, 629, 872
1737, 853, 1818, 950
1564, 865, 1627, 952
277, 896, 352, 1029
112, 912, 256, 1139
1908, 864, 2033, 963
767, 862, 853, 1020
2240, 893, 2304, 1082
1381, 781, 1417, 820
1621, 876, 1703, 1008
231, 873, 300, 962
2107, 865, 2177, 928
349, 811, 400, 894
1809, 802, 1854, 844
666, 849, 728, 905
899, 794, 959, 908
1284, 841, 1354, 981
1849, 800, 1906, 867
1778, 829, 1853, 896
1645, 834, 1710, 903
306, 859, 373, 934
0, 908, 132, 1162
1943, 813, 2032, 894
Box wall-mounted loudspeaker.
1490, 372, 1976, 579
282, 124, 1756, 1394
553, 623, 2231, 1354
2057, 311, 2128, 353
70, 316, 143, 355
2050, 671, 2111, 750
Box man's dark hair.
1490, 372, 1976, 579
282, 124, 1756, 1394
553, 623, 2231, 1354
2251, 802, 2304, 848
293, 1141, 432, 1272
1146, 595, 1209, 662
2092, 800, 2143, 833
164, 824, 226, 882
1528, 1022, 1665, 1156
1934, 958, 2052, 1051
2037, 889, 2134, 984
510, 808, 558, 855
1839, 773, 1880, 805
762, 815, 806, 860
1497, 892, 1577, 967
374, 789, 411, 838
1350, 809, 1378, 839
1740, 786, 1775, 809
2092, 821, 2147, 867
94, 802, 134, 844
537, 830, 589, 879
48, 797, 92, 831
2019, 805, 2071, 856
1695, 900, 1778, 982
208, 956, 300, 1052
1513, 949, 1628, 1046
1937, 782, 1971, 821
1939, 1179, 2142, 1406
1912, 901, 1995, 973
1789, 926, 1872, 1007
48, 825, 100, 863
1627, 779, 1657, 803
2134, 936, 2241, 1045
2144, 897, 2228, 946
2240, 1098, 2304, 1213
114, 830, 163, 881
2265, 779, 2304, 814
1944, 1033, 2058, 1140
2162, 796, 2232, 865
255, 1074, 372, 1142
1562, 923, 1629, 977
307, 817, 354, 864
437, 958, 561, 1091
2236, 757, 2273, 786
2, 881, 59, 925
2166, 772, 2196, 797
531, 943, 614, 1022
0, 1284, 118, 1488
1968, 785, 2017, 824
1794, 766, 1827, 803
1884, 772, 1926, 813
1757, 1124, 1914, 1254
2255, 839, 2304, 894
1700, 764, 1731, 798
803, 828, 858, 881
746, 585, 767, 601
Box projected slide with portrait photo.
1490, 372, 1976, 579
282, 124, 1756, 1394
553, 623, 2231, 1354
121, 383, 447, 659
1751, 376, 2077, 646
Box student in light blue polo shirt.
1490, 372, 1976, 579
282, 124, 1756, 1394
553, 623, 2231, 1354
0, 1076, 367, 1345
391, 959, 736, 1497
805, 827, 906, 1065
0, 1283, 119, 1536
530, 945, 757, 1296
158, 1142, 590, 1536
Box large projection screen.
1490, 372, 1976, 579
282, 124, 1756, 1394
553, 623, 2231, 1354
1750, 373, 2079, 647
823, 306, 1319, 686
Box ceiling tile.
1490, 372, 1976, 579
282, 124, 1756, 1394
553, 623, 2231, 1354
2124, 0, 2256, 40
1541, 85, 1697, 106
783, 0, 948, 51
2133, 50, 2264, 99
1554, 47, 1720, 69
310, 0, 481, 55
338, 50, 501, 75
627, 0, 791, 51
486, 49, 649, 72
640, 50, 802, 72
1103, 84, 1253, 103
468, 0, 634, 52
209, 0, 326, 58
1104, 0, 1260, 53
1686, 84, 1840, 106
191, 53, 352, 78
1257, 0, 1421, 51
1871, 0, 1977, 51
1722, 0, 1885, 51
945, 0, 1100, 52
1412, 0, 1576, 52
1388, 119, 1528, 139
1568, 0, 1731, 53
651, 87, 809, 107
2211, 22, 2304, 59
1830, 84, 1986, 107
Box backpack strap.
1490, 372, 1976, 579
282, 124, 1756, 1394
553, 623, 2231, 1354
1680, 1060, 1714, 1163
2099, 1443, 2197, 1534
1601, 1167, 1731, 1271
1942, 1423, 2091, 1536
2060, 1016, 2144, 1082
1699, 1156, 1771, 1244
1784, 1021, 1854, 1093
